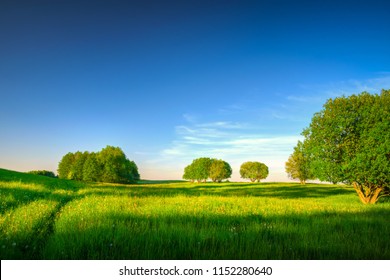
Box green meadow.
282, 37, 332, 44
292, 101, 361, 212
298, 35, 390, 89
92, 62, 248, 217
0, 168, 389, 260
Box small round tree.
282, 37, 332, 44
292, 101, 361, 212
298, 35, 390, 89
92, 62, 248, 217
209, 159, 232, 182
240, 161, 269, 182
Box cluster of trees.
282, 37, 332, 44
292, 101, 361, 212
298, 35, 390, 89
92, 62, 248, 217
285, 90, 390, 204
183, 157, 232, 182
27, 170, 57, 178
58, 146, 140, 184
183, 158, 269, 183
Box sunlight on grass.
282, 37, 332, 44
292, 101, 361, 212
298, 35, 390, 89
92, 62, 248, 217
0, 169, 389, 259
0, 199, 59, 259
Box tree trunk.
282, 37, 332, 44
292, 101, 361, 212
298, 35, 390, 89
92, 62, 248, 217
352, 182, 383, 204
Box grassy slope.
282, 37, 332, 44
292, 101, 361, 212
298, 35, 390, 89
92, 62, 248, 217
0, 168, 389, 260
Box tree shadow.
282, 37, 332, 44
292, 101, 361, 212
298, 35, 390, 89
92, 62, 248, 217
80, 183, 356, 200
1, 169, 388, 259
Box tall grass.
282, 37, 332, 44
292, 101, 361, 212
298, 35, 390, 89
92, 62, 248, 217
0, 168, 389, 259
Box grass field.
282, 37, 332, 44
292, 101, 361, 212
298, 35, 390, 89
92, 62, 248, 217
0, 168, 389, 260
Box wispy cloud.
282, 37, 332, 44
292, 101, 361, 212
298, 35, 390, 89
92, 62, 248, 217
295, 74, 390, 102
152, 116, 302, 181
286, 95, 324, 103
143, 74, 390, 181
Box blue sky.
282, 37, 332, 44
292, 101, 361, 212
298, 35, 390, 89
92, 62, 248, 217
1, 0, 390, 181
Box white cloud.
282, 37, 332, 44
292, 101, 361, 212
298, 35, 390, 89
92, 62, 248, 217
145, 74, 390, 181
153, 116, 302, 181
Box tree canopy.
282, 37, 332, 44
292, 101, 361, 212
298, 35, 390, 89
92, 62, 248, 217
183, 157, 232, 182
239, 161, 269, 182
209, 159, 232, 182
285, 141, 315, 184
57, 146, 140, 184
302, 90, 390, 204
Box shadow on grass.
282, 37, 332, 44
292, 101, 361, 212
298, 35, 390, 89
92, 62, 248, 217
1, 168, 389, 260
0, 168, 357, 201
81, 183, 356, 200
41, 208, 390, 260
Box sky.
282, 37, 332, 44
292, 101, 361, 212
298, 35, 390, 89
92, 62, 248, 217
1, 0, 390, 181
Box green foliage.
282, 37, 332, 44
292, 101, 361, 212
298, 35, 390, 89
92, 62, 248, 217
285, 141, 315, 184
69, 151, 89, 181
183, 157, 231, 182
303, 90, 390, 203
127, 160, 140, 181
183, 157, 212, 182
209, 159, 232, 182
240, 161, 269, 182
57, 152, 75, 179
182, 164, 196, 182
82, 153, 101, 182
27, 170, 56, 178
57, 146, 140, 184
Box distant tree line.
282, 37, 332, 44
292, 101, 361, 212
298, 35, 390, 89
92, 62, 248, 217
58, 146, 140, 184
285, 89, 390, 204
183, 157, 269, 183
27, 170, 57, 178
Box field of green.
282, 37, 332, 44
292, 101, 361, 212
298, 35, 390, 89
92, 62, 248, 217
1, 168, 389, 260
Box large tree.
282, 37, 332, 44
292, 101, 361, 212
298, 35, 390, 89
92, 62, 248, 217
302, 90, 390, 204
285, 141, 315, 184
240, 161, 269, 182
209, 159, 232, 182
